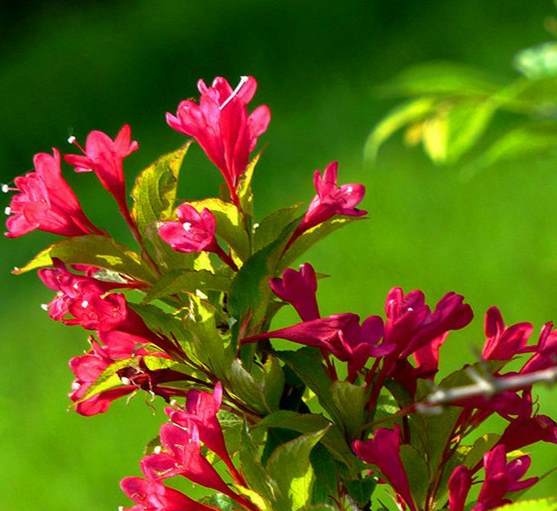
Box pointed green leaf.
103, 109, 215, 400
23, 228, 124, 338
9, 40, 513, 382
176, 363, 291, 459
254, 204, 305, 252
281, 217, 365, 270
131, 143, 195, 270
266, 429, 328, 511
13, 235, 154, 283
237, 153, 260, 216
142, 269, 229, 303
330, 381, 369, 438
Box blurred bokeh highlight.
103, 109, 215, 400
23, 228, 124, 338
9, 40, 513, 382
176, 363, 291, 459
2, 0, 557, 508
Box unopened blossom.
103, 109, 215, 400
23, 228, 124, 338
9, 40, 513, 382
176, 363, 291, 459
120, 476, 216, 511
448, 465, 472, 511
353, 426, 417, 511
5, 149, 101, 238
473, 445, 538, 510
166, 76, 270, 204
482, 306, 533, 361
270, 263, 320, 321
166, 382, 244, 485
65, 124, 138, 221
293, 161, 366, 239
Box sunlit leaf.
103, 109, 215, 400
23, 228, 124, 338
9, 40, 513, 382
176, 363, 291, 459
13, 235, 154, 283
515, 42, 557, 79
495, 499, 557, 511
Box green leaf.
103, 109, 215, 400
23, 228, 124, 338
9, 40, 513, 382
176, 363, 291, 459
277, 349, 341, 425
310, 444, 339, 504
262, 356, 285, 412
476, 122, 557, 168
130, 302, 191, 348
399, 444, 429, 510
254, 203, 305, 252
515, 42, 557, 79
254, 410, 356, 469
131, 143, 194, 270
344, 479, 376, 508
229, 219, 299, 337
266, 428, 328, 511
228, 359, 271, 414
185, 295, 233, 379
190, 198, 250, 261
463, 433, 500, 468
330, 381, 369, 439
495, 499, 557, 511
142, 269, 229, 303
424, 100, 497, 165
237, 153, 260, 216
364, 97, 437, 160
281, 217, 365, 270
381, 61, 500, 98
239, 424, 278, 506
13, 235, 154, 283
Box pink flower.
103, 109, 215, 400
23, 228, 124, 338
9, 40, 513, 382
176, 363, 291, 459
384, 289, 473, 358
482, 307, 533, 361
242, 313, 390, 379
294, 161, 366, 237
65, 125, 138, 220
472, 445, 538, 510
270, 263, 320, 321
499, 414, 557, 452
521, 321, 557, 374
120, 477, 216, 511
448, 465, 472, 511
69, 332, 180, 416
5, 149, 101, 238
158, 204, 217, 253
166, 382, 244, 485
166, 76, 270, 204
158, 203, 238, 270
353, 426, 417, 511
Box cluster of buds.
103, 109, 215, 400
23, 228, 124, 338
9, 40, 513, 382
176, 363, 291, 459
5, 75, 557, 511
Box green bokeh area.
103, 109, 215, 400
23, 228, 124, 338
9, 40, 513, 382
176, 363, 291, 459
2, 0, 557, 509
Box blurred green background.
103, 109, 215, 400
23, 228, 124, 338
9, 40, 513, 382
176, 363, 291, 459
2, 0, 557, 509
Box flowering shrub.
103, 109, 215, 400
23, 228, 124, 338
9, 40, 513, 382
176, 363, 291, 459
5, 76, 557, 510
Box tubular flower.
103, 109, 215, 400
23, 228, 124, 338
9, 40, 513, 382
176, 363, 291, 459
448, 465, 472, 511
269, 263, 320, 321
65, 124, 138, 221
472, 445, 538, 510
158, 204, 217, 253
521, 321, 557, 374
498, 414, 557, 452
165, 382, 244, 485
140, 422, 252, 508
120, 477, 216, 511
482, 307, 533, 361
69, 332, 179, 416
166, 76, 270, 204
353, 426, 417, 511
293, 161, 366, 239
5, 149, 102, 238
242, 313, 390, 379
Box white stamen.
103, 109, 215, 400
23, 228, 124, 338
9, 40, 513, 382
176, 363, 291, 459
407, 307, 414, 312
81, 300, 89, 308
67, 135, 76, 144
73, 282, 80, 290
195, 289, 208, 300
40, 303, 49, 311
153, 446, 162, 454
71, 382, 81, 391
346, 186, 353, 193
120, 376, 131, 385
170, 399, 178, 407
13, 266, 20, 272
4, 207, 11, 215
219, 75, 249, 110
1, 184, 10, 193
118, 506, 125, 511
182, 221, 192, 232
